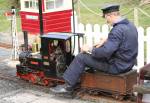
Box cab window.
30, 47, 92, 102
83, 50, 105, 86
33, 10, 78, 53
46, 0, 54, 10
45, 0, 63, 10
24, 0, 38, 10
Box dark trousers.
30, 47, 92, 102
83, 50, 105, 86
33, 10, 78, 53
63, 53, 110, 86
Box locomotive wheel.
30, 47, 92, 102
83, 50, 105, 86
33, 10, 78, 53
43, 79, 49, 86
130, 93, 136, 101
29, 74, 38, 84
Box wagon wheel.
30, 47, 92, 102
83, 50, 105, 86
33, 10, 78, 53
137, 94, 143, 103
126, 93, 136, 102
74, 88, 86, 99
112, 94, 125, 101
88, 89, 99, 95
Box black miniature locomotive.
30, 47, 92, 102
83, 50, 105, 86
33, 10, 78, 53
16, 32, 80, 86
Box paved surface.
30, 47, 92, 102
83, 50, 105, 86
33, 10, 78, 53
0, 88, 92, 103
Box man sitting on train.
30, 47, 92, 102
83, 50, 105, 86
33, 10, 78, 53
50, 4, 138, 94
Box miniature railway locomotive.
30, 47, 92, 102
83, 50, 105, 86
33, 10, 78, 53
17, 33, 79, 86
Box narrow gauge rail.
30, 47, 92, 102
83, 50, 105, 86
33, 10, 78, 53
0, 72, 135, 103
0, 72, 50, 92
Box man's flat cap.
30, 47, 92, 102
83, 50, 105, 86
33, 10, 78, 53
101, 4, 120, 17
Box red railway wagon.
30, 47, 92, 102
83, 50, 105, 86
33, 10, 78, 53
20, 0, 73, 34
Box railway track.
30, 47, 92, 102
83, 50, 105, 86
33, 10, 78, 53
0, 72, 50, 92
0, 42, 12, 49
0, 72, 136, 103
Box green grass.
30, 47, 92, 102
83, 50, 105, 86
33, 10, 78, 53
0, 19, 10, 31
75, 0, 150, 28
0, 0, 21, 32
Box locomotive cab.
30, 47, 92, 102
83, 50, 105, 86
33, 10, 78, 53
40, 32, 74, 77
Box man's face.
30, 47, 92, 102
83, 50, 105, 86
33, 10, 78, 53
104, 13, 113, 25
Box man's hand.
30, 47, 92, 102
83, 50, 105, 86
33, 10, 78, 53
81, 44, 92, 53
93, 35, 108, 48
81, 35, 108, 53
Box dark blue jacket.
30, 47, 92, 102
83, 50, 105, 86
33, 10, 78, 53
91, 19, 138, 74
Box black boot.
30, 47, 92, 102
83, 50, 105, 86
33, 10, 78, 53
50, 83, 74, 94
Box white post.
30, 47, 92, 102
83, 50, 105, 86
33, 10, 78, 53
146, 27, 150, 63
93, 24, 101, 44
71, 11, 78, 33
78, 23, 85, 48
71, 11, 79, 55
137, 27, 145, 70
85, 24, 93, 47
101, 24, 109, 38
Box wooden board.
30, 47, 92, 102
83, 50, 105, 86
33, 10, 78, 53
81, 70, 137, 96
